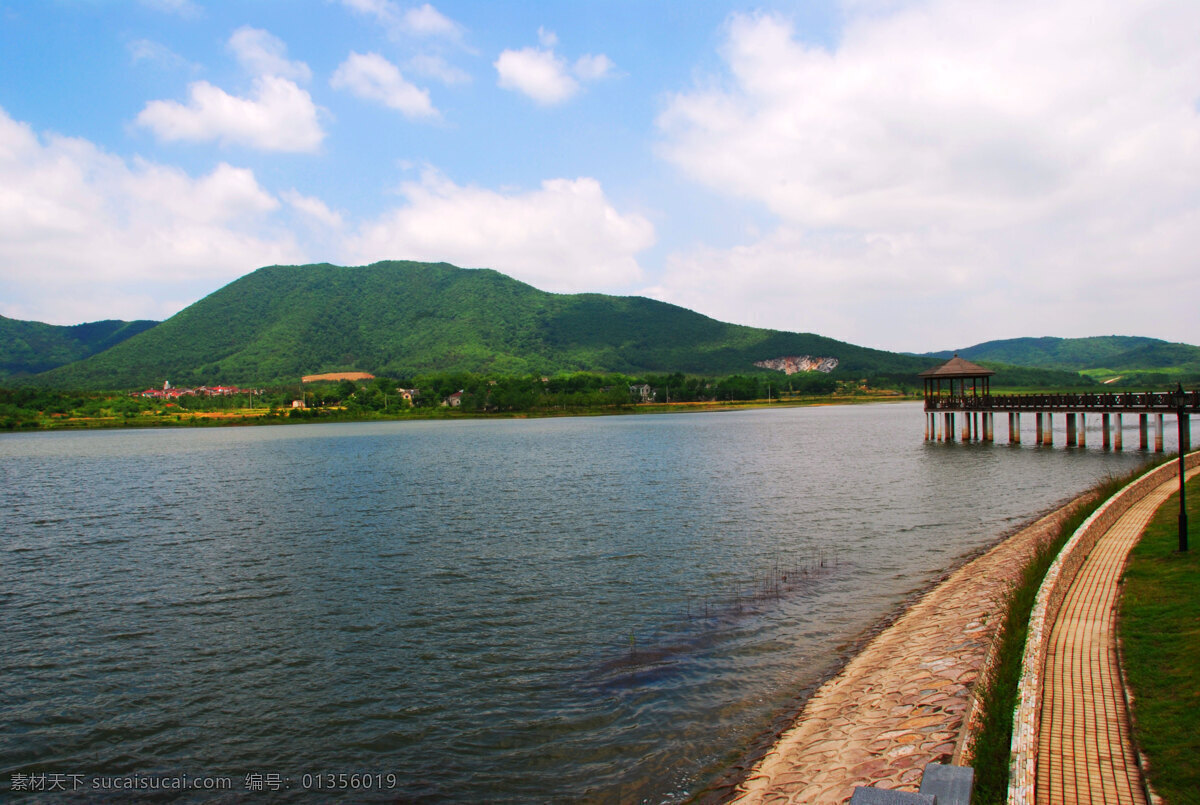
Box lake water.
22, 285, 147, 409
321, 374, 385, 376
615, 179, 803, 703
0, 403, 1164, 802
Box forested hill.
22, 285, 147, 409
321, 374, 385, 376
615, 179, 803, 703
922, 335, 1200, 383
0, 315, 157, 381
29, 261, 935, 389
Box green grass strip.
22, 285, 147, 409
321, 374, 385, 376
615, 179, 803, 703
966, 464, 1161, 803
1120, 474, 1200, 804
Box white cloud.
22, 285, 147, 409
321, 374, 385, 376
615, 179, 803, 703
573, 53, 614, 81
403, 3, 462, 39
340, 0, 463, 40
228, 26, 312, 82
339, 0, 399, 22
127, 38, 193, 70
408, 53, 471, 85
331, 52, 438, 119
496, 31, 614, 105
343, 169, 654, 292
136, 75, 325, 152
655, 1, 1200, 349
0, 106, 303, 324
495, 47, 577, 105
282, 189, 344, 229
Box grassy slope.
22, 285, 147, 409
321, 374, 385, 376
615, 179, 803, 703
1120, 473, 1200, 804
31, 261, 934, 389
0, 315, 157, 379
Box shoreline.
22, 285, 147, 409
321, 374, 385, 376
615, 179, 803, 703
4, 393, 918, 433
695, 491, 1097, 803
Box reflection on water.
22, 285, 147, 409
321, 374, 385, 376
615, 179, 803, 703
0, 403, 1158, 801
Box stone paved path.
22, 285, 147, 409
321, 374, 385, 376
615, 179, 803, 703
730, 501, 1086, 804
1035, 471, 1195, 804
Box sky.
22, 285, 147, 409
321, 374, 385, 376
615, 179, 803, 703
1, 0, 1198, 353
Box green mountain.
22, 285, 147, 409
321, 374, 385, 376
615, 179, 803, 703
27, 261, 936, 389
922, 336, 1200, 384
0, 315, 158, 380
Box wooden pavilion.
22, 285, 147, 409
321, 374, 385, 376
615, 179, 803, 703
920, 355, 996, 442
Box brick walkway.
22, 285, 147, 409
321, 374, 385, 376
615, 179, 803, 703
1035, 472, 1194, 804
729, 502, 1085, 804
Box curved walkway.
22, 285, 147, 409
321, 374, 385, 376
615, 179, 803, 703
1035, 469, 1196, 804
729, 501, 1085, 804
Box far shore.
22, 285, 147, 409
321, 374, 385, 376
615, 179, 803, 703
5, 392, 921, 433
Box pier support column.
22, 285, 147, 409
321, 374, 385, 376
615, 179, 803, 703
944, 412, 953, 442
1140, 414, 1149, 449
1043, 413, 1054, 445
962, 411, 970, 442
1067, 413, 1077, 446
1013, 413, 1021, 444
985, 412, 994, 442
1008, 413, 1015, 444
1155, 414, 1164, 452
1103, 414, 1111, 450
1114, 414, 1122, 450
1079, 413, 1087, 447
1036, 413, 1044, 445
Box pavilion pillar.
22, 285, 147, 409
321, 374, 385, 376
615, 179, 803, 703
1155, 414, 1164, 452
1066, 413, 1077, 446
1140, 414, 1149, 449
1043, 413, 1054, 445
1103, 414, 1111, 450
1114, 414, 1122, 450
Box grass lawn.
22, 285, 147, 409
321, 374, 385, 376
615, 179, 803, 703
1120, 470, 1200, 804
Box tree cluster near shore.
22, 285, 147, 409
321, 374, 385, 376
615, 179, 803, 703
0, 370, 873, 430
2, 359, 1117, 431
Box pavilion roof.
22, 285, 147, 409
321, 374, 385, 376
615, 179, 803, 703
918, 354, 995, 378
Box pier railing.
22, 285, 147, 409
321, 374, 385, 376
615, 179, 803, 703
926, 390, 1200, 413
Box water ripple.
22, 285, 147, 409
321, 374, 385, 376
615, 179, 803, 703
0, 406, 1156, 802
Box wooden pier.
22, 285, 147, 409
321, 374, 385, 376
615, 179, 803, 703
920, 356, 1196, 451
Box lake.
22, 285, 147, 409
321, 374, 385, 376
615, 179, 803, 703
0, 403, 1163, 802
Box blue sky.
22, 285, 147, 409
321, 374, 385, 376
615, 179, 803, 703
2, 0, 1198, 353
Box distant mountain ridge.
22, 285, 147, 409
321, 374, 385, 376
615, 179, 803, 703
0, 315, 158, 380
27, 261, 935, 389
921, 336, 1200, 383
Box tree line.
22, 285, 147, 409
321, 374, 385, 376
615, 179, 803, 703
1, 370, 856, 428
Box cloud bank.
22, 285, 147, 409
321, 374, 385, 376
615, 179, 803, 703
343, 170, 653, 292
0, 107, 302, 323
495, 29, 614, 105
0, 105, 652, 324
655, 1, 1200, 349
331, 52, 439, 119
